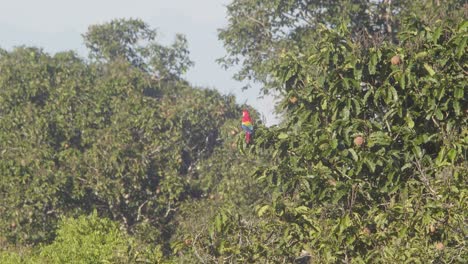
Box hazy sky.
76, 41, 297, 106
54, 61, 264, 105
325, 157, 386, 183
0, 0, 279, 125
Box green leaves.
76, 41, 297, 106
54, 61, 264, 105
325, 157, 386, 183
83, 18, 193, 79
277, 132, 288, 139
37, 212, 163, 263
423, 63, 436, 76
1, 3, 467, 263
238, 8, 467, 262
0, 25, 244, 252
257, 204, 270, 217
368, 50, 379, 75
405, 113, 415, 129
367, 131, 392, 147
454, 86, 464, 99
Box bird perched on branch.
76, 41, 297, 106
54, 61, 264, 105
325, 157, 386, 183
241, 109, 254, 144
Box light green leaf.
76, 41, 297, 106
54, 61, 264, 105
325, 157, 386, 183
257, 205, 270, 217
295, 206, 309, 214
369, 52, 377, 75
454, 87, 464, 99
406, 114, 415, 128
414, 51, 428, 59
459, 20, 468, 31
389, 86, 398, 102
435, 109, 444, 120
423, 63, 435, 76
453, 100, 460, 115
321, 99, 328, 110
215, 214, 222, 232
447, 149, 457, 162
349, 148, 358, 161
399, 74, 405, 90
364, 158, 376, 173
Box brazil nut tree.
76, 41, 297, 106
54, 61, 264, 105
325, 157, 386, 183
218, 0, 466, 262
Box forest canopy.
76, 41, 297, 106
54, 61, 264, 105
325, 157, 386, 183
1, 1, 467, 263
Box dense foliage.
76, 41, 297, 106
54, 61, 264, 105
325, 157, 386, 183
1, 1, 467, 263
0, 18, 264, 262
216, 0, 467, 262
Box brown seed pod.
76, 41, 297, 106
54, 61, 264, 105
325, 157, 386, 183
435, 242, 444, 250
289, 96, 298, 104
362, 227, 371, 235
391, 55, 401, 65
354, 136, 364, 146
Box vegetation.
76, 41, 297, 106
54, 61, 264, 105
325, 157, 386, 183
1, 1, 467, 263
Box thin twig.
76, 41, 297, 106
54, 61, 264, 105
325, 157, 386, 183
192, 229, 206, 264
136, 200, 148, 221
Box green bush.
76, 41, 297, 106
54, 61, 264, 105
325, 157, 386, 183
0, 251, 24, 264
38, 211, 163, 264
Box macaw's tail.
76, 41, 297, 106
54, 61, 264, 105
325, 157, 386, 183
245, 132, 251, 144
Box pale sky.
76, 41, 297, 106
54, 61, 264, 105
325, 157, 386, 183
0, 0, 279, 125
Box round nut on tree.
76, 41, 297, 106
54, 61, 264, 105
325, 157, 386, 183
230, 130, 237, 135
362, 227, 371, 235
435, 242, 444, 250
391, 55, 401, 65
354, 136, 364, 146
289, 96, 298, 104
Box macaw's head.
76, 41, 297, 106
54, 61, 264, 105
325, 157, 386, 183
242, 109, 249, 117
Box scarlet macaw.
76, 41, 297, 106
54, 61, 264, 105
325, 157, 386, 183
241, 109, 254, 144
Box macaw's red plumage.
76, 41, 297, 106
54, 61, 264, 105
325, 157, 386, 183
241, 109, 254, 144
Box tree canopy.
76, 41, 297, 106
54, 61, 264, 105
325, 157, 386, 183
83, 18, 193, 78
1, 1, 467, 263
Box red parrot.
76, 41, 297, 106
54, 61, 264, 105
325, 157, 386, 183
241, 109, 254, 144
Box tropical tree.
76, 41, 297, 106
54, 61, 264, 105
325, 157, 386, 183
218, 0, 465, 90
0, 19, 243, 255
83, 18, 193, 79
